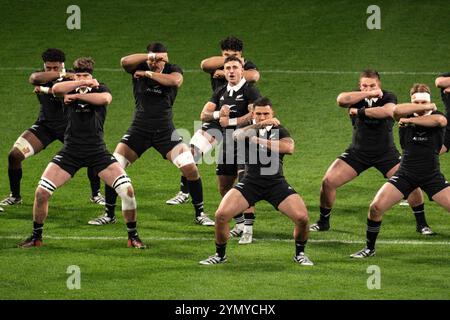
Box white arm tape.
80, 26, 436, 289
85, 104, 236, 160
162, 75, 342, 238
14, 137, 35, 158
213, 111, 220, 119
190, 130, 215, 154
172, 150, 195, 168
39, 86, 50, 94
229, 118, 238, 126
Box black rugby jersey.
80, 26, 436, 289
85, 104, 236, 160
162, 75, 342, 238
245, 125, 291, 180
349, 90, 397, 153
210, 60, 257, 92
35, 69, 75, 124
130, 62, 182, 130
63, 84, 111, 153
399, 111, 445, 174
209, 79, 261, 130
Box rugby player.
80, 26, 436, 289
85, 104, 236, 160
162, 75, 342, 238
351, 84, 450, 258
87, 42, 214, 226
199, 97, 313, 265
310, 70, 433, 235
0, 49, 105, 208
434, 72, 450, 153
19, 57, 145, 248
166, 36, 260, 242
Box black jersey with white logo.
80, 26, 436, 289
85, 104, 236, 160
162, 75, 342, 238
63, 84, 111, 153
130, 62, 182, 130
245, 125, 291, 180
399, 111, 445, 174
210, 60, 257, 92
209, 79, 261, 129
35, 69, 75, 124
349, 90, 397, 153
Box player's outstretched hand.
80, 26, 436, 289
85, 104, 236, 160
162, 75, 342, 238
134, 70, 147, 78
83, 79, 99, 88
220, 105, 230, 117
398, 118, 410, 127
219, 116, 229, 127
213, 70, 225, 79
348, 108, 358, 116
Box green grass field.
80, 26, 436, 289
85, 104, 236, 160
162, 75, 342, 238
0, 0, 449, 300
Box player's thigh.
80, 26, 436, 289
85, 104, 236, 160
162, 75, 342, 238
371, 182, 404, 213
323, 158, 358, 188
98, 162, 127, 188
15, 130, 45, 155
382, 161, 400, 179
278, 194, 308, 222
431, 186, 450, 211
40, 163, 72, 188
216, 189, 249, 221
114, 142, 139, 164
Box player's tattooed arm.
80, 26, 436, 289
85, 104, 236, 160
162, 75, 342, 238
337, 89, 382, 107
29, 71, 75, 85
200, 102, 219, 122
133, 70, 183, 87
393, 103, 437, 120
399, 114, 447, 128
349, 102, 395, 119
65, 92, 112, 106
251, 137, 295, 155
52, 79, 100, 96
435, 76, 450, 89
233, 118, 281, 141
121, 52, 168, 73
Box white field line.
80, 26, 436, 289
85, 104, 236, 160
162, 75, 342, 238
0, 67, 442, 75
0, 235, 449, 245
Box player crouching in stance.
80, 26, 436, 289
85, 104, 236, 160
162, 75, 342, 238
199, 97, 313, 266
351, 84, 450, 258
19, 57, 145, 249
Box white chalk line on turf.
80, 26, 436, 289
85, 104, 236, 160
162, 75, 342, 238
0, 235, 449, 246
0, 67, 441, 75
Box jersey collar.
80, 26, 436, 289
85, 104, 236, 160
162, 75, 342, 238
227, 77, 246, 96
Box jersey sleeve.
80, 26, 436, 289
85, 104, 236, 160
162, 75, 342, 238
168, 63, 184, 75
382, 91, 397, 104
278, 126, 291, 140
95, 84, 112, 94
209, 87, 221, 105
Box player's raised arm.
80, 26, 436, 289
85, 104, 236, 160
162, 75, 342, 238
200, 56, 225, 73
65, 92, 112, 106
348, 101, 395, 119
399, 114, 447, 128
393, 103, 436, 120
337, 89, 382, 107
29, 71, 74, 85
121, 52, 169, 73
133, 69, 183, 88
200, 102, 218, 122
52, 78, 99, 96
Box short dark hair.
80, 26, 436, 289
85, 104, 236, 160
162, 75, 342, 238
73, 57, 95, 74
360, 69, 380, 80
253, 97, 273, 108
224, 55, 243, 66
42, 48, 65, 62
146, 42, 167, 53
220, 36, 243, 52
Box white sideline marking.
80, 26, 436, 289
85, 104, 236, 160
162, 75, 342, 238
1, 235, 449, 245
0, 67, 441, 75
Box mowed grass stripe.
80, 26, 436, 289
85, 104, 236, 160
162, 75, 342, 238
1, 235, 449, 245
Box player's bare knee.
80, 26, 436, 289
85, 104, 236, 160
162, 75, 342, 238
35, 187, 51, 204
215, 210, 229, 224
321, 175, 335, 190
181, 163, 199, 180
369, 201, 383, 218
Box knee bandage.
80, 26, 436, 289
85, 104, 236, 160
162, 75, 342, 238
172, 150, 195, 168
113, 152, 131, 169
38, 177, 57, 195
14, 137, 35, 158
112, 174, 136, 210
190, 130, 216, 154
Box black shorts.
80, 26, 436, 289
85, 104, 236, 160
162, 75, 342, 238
216, 132, 246, 176
201, 122, 224, 143
443, 126, 450, 152
120, 125, 182, 158
51, 149, 117, 177
339, 148, 401, 178
388, 169, 450, 201
234, 176, 297, 210
28, 120, 66, 148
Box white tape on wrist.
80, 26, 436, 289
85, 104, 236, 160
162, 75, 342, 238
40, 86, 50, 94
213, 111, 220, 120
229, 118, 238, 126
